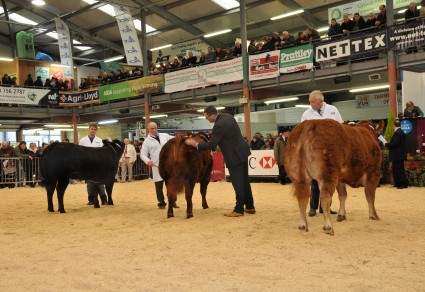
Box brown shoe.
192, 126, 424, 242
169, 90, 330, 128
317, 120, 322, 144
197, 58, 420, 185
244, 208, 256, 214
224, 211, 244, 217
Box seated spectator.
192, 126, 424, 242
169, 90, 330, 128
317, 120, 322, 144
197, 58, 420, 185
328, 18, 342, 38
260, 140, 271, 150
352, 13, 366, 31
215, 46, 226, 61
404, 101, 424, 117
375, 5, 386, 27
24, 73, 33, 87
280, 31, 295, 47
405, 2, 419, 21
205, 47, 215, 62
198, 51, 206, 64
365, 12, 377, 28
305, 27, 320, 42
248, 39, 258, 54
186, 51, 197, 67
341, 14, 354, 34
233, 41, 242, 57
295, 31, 307, 46
223, 47, 233, 60
250, 137, 262, 150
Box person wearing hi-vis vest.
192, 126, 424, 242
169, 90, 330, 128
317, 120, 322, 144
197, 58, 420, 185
119, 138, 137, 182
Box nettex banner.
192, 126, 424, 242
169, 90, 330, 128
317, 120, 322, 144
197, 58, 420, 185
56, 88, 100, 107
99, 75, 163, 102
0, 86, 58, 106
163, 58, 243, 93
315, 30, 386, 62
279, 44, 313, 73
248, 50, 280, 81
388, 19, 425, 50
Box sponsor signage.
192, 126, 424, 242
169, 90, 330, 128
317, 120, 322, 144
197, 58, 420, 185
152, 39, 209, 64
35, 66, 49, 81
225, 150, 279, 176
279, 44, 314, 73
99, 75, 163, 102
355, 90, 402, 108
55, 18, 74, 79
249, 50, 280, 81
0, 86, 58, 106
57, 88, 100, 106
400, 120, 413, 134
388, 18, 425, 50
315, 31, 386, 62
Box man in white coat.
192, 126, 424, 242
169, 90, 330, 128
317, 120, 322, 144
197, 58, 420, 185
119, 138, 137, 182
301, 90, 343, 217
79, 123, 107, 205
141, 122, 179, 209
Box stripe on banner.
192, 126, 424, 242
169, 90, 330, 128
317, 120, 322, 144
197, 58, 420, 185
113, 4, 143, 66
55, 18, 74, 79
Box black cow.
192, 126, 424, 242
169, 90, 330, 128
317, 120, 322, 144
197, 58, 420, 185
40, 139, 124, 213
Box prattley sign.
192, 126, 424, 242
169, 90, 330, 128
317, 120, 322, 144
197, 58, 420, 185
316, 32, 386, 62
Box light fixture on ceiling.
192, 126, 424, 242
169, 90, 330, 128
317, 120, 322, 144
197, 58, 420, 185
104, 56, 124, 63
264, 97, 299, 105
150, 44, 172, 51
44, 124, 72, 128
271, 9, 304, 21
204, 29, 232, 38
54, 128, 74, 132
0, 57, 13, 61
51, 63, 70, 68
349, 84, 390, 93
32, 0, 46, 5
98, 119, 118, 125
295, 104, 310, 108
216, 106, 225, 110
143, 114, 168, 119
317, 26, 329, 32
211, 0, 239, 10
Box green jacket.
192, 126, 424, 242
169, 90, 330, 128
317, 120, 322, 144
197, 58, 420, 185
274, 136, 286, 165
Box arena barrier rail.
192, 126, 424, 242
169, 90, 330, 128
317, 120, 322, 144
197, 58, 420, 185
0, 156, 151, 188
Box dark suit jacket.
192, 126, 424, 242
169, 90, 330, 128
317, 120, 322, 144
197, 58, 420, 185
387, 128, 407, 161
197, 113, 250, 168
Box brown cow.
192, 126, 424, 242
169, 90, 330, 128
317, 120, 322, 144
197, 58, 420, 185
284, 119, 384, 235
159, 132, 213, 219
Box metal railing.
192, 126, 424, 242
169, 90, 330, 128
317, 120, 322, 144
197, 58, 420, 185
0, 156, 151, 188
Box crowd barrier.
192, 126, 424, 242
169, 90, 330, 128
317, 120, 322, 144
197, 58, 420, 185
0, 157, 151, 188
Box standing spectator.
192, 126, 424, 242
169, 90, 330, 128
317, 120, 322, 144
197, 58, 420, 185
260, 140, 271, 150
0, 141, 15, 188
305, 27, 320, 42
186, 51, 197, 67
301, 90, 342, 217
295, 31, 307, 46
280, 31, 295, 47
140, 122, 178, 209
365, 13, 377, 28
223, 47, 233, 60
119, 138, 137, 183
24, 74, 34, 87
205, 47, 215, 62
403, 101, 424, 117
44, 78, 51, 88
274, 131, 289, 185
10, 76, 17, 86
248, 39, 258, 54
270, 32, 281, 49
352, 13, 366, 31
215, 46, 226, 61
386, 120, 408, 189
79, 123, 107, 205
198, 51, 206, 64
2, 74, 12, 85
341, 14, 354, 34
328, 18, 342, 38
33, 76, 43, 87
421, 0, 425, 16
233, 41, 242, 57
13, 141, 34, 187
185, 105, 256, 217
375, 5, 386, 27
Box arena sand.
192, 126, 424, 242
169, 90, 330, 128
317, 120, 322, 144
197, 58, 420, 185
0, 180, 424, 291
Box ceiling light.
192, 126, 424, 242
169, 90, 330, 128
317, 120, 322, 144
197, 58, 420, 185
349, 84, 390, 93
271, 9, 304, 21
150, 44, 172, 51
211, 0, 239, 10
216, 106, 225, 110
44, 124, 72, 128
398, 9, 407, 13
317, 26, 328, 32
9, 13, 38, 25
32, 0, 46, 6
54, 129, 74, 132
264, 97, 299, 105
197, 109, 204, 112
104, 56, 124, 63
98, 119, 118, 125
51, 63, 70, 68
143, 114, 168, 119
0, 57, 13, 61
295, 104, 310, 108
204, 29, 232, 38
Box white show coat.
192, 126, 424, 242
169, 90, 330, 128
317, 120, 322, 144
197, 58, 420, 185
301, 102, 343, 123
140, 132, 174, 182
79, 135, 103, 148
119, 143, 137, 163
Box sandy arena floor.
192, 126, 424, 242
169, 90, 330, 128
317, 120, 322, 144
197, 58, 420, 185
0, 179, 424, 291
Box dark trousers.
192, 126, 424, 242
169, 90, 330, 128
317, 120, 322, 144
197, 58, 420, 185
155, 180, 166, 206
227, 160, 254, 214
87, 181, 106, 203
392, 160, 408, 187
310, 179, 320, 210
277, 164, 287, 183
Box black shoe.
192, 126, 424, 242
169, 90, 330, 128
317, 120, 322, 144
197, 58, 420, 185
308, 209, 317, 217
87, 201, 94, 205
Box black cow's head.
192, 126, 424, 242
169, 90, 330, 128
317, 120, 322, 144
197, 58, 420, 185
103, 139, 125, 157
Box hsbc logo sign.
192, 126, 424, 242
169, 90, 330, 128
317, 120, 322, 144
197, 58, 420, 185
259, 156, 276, 169
226, 150, 278, 176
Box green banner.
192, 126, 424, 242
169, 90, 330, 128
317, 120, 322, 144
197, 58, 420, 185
279, 44, 313, 74
99, 75, 163, 102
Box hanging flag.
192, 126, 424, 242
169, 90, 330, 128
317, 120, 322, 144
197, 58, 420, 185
55, 18, 74, 79
114, 4, 143, 66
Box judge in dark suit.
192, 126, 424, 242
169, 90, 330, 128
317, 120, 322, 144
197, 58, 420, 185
185, 106, 255, 217
386, 120, 408, 189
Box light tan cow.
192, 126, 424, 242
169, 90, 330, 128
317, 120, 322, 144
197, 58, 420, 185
284, 119, 384, 235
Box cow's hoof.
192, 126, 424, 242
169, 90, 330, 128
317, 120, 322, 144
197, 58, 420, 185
298, 225, 308, 232
369, 215, 379, 220
59, 209, 66, 213
101, 201, 107, 205
94, 205, 100, 209
108, 201, 114, 205
323, 226, 334, 235
202, 204, 209, 209
187, 214, 193, 219
48, 208, 54, 212
167, 213, 174, 218
337, 215, 346, 222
